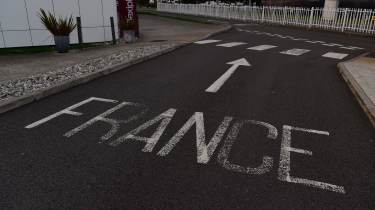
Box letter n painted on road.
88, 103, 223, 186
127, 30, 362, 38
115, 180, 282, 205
157, 113, 233, 164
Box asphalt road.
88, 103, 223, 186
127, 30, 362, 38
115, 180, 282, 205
1, 24, 374, 209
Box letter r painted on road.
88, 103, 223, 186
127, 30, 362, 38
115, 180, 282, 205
64, 102, 148, 143
278, 125, 346, 194
25, 97, 118, 129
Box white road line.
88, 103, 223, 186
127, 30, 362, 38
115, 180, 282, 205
322, 43, 343, 47
322, 52, 349, 60
194, 39, 221, 45
340, 46, 364, 50
206, 58, 251, 93
216, 42, 247, 47
306, 40, 326, 44
248, 45, 277, 51
280, 48, 311, 56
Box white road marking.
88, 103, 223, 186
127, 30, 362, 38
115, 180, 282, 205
194, 39, 221, 44
340, 46, 364, 50
280, 48, 310, 56
157, 113, 233, 164
25, 96, 350, 194
322, 52, 349, 60
217, 120, 277, 175
109, 108, 177, 152
64, 102, 148, 143
248, 45, 277, 51
216, 42, 247, 47
278, 125, 346, 194
25, 97, 118, 129
323, 43, 343, 47
206, 58, 251, 93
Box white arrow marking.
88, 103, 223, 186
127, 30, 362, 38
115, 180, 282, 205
205, 58, 251, 93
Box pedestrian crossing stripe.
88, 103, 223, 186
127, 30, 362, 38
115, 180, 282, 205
280, 48, 311, 56
194, 39, 221, 44
247, 45, 277, 51
322, 52, 348, 60
216, 42, 247, 47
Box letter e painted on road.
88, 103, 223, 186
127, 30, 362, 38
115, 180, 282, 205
278, 125, 346, 194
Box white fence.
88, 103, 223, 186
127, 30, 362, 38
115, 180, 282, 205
0, 0, 119, 48
157, 3, 375, 35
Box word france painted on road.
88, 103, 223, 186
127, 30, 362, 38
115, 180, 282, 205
25, 97, 345, 194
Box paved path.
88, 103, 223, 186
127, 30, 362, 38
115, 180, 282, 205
0, 24, 374, 209
0, 14, 225, 83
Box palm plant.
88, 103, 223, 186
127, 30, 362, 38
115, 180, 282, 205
38, 9, 76, 36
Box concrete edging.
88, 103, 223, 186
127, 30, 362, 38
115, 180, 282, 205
338, 52, 375, 127
0, 25, 232, 114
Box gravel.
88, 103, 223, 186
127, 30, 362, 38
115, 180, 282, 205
0, 43, 178, 101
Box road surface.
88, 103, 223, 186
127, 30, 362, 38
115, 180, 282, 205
1, 23, 374, 209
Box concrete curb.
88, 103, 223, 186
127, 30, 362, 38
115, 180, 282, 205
338, 52, 375, 128
0, 25, 232, 114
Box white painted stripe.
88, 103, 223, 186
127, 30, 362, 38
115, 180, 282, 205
280, 48, 310, 56
322, 43, 343, 47
216, 42, 247, 47
340, 46, 364, 50
25, 97, 118, 129
194, 39, 221, 44
347, 46, 364, 50
247, 45, 277, 51
278, 125, 345, 194
322, 52, 348, 60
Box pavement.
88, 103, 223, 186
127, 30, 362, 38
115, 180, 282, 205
0, 14, 230, 113
0, 14, 226, 83
338, 55, 375, 127
0, 18, 374, 209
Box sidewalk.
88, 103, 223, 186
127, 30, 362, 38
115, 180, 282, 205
0, 14, 230, 113
339, 54, 375, 127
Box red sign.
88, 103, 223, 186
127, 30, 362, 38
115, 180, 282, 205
117, 0, 139, 37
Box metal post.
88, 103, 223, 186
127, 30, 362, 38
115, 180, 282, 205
341, 8, 348, 32
261, 6, 265, 23
308, 7, 314, 29
76, 17, 83, 46
282, 6, 287, 25
110, 17, 116, 45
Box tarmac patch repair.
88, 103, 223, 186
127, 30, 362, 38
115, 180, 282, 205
25, 97, 345, 194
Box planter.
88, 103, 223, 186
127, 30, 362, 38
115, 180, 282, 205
123, 30, 136, 43
54, 36, 70, 53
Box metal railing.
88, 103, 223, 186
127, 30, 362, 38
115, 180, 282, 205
157, 3, 375, 35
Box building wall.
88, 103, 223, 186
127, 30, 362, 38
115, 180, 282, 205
0, 0, 119, 48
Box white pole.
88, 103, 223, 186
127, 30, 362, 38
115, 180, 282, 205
323, 0, 339, 21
